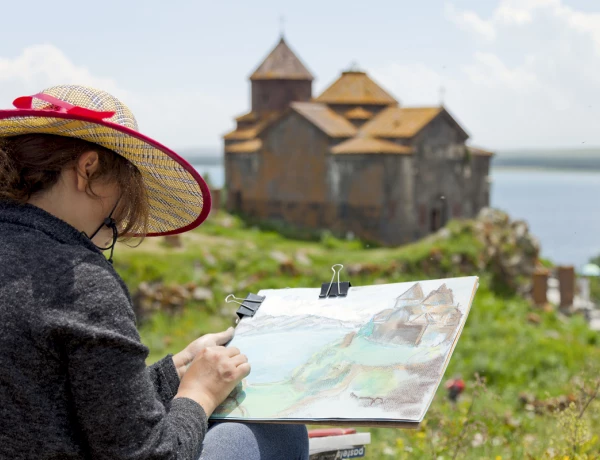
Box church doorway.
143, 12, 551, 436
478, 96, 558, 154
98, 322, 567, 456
234, 191, 243, 210
430, 196, 448, 232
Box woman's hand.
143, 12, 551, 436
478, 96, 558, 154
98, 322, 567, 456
175, 346, 250, 416
172, 327, 235, 380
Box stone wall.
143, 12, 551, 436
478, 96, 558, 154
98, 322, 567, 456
260, 111, 332, 204
224, 152, 261, 212
251, 80, 312, 112
224, 108, 491, 246
470, 155, 492, 212
411, 114, 490, 240
327, 154, 415, 244
226, 111, 333, 227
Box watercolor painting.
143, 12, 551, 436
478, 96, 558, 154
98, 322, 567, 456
211, 276, 479, 424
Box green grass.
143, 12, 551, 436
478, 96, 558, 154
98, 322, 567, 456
115, 212, 600, 459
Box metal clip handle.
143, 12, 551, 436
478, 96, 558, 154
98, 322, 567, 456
326, 264, 344, 297
320, 264, 350, 298
225, 294, 245, 306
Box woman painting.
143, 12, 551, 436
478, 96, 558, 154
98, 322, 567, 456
0, 85, 308, 460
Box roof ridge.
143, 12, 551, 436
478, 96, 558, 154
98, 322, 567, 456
358, 106, 447, 139
331, 136, 413, 155
289, 101, 356, 138
250, 38, 314, 81
315, 71, 397, 105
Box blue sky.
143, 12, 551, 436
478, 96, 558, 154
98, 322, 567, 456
2, 0, 600, 152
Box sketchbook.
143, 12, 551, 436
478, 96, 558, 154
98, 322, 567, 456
210, 274, 479, 427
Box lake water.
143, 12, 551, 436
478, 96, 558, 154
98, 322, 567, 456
233, 328, 350, 384
191, 163, 600, 268
491, 168, 600, 268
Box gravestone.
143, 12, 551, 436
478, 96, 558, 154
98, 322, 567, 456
557, 266, 575, 309
532, 268, 549, 306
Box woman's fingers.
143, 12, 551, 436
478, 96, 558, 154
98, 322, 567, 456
225, 346, 241, 357
212, 327, 235, 346
230, 353, 248, 367
237, 362, 251, 377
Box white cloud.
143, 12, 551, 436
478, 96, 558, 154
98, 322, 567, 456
445, 3, 496, 41
446, 0, 600, 48
494, 0, 561, 25
5, 2, 600, 151
0, 44, 231, 150
463, 52, 539, 90
372, 0, 600, 149
127, 89, 236, 150
445, 0, 567, 39
0, 44, 126, 100
373, 63, 446, 106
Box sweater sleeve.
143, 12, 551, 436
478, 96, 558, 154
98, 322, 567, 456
148, 355, 181, 406
53, 260, 207, 460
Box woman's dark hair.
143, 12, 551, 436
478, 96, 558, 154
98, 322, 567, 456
0, 133, 148, 238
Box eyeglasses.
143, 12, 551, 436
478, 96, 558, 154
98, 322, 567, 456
88, 198, 121, 264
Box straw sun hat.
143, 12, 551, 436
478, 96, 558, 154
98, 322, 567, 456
0, 85, 210, 237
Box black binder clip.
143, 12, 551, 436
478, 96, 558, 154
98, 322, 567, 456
226, 293, 266, 320
319, 264, 351, 298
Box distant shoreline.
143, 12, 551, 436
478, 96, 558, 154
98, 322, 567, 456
492, 159, 600, 171
492, 165, 600, 174
492, 148, 600, 171
185, 158, 600, 173
184, 156, 223, 166
182, 148, 600, 172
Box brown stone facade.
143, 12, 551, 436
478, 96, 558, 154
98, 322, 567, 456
224, 37, 492, 246
251, 80, 312, 113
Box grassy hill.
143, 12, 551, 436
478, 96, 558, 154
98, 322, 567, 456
114, 212, 600, 459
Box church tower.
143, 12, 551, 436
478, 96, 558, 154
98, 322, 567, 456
249, 37, 314, 113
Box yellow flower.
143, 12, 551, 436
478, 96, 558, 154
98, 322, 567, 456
495, 456, 502, 460
396, 438, 404, 449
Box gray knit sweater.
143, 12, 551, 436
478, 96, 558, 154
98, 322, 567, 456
0, 201, 207, 459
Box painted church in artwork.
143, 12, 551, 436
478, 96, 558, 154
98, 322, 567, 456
223, 36, 492, 245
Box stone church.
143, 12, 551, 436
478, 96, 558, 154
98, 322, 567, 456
224, 37, 493, 245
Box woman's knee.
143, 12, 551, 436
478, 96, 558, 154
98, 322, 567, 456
200, 423, 259, 460
201, 422, 308, 460
268, 424, 308, 450
261, 423, 307, 439
285, 424, 309, 449
250, 423, 308, 459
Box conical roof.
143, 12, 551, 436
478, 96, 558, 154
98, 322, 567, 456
250, 37, 314, 81
315, 71, 397, 105
423, 284, 455, 306
393, 283, 425, 309
398, 283, 424, 301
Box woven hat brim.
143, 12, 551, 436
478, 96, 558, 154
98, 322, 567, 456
0, 109, 211, 237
